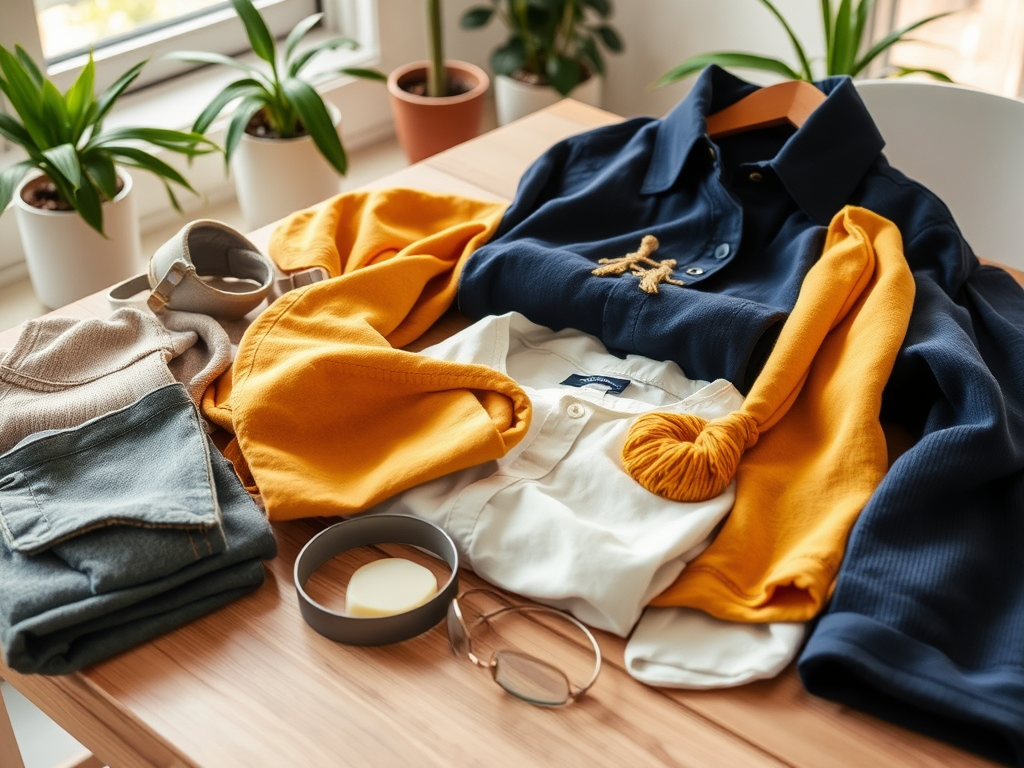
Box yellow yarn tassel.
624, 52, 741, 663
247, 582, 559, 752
622, 411, 759, 502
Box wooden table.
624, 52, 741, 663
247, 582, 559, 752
0, 100, 1008, 768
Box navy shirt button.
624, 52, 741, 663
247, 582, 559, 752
749, 171, 763, 182
685, 267, 705, 276
713, 243, 731, 259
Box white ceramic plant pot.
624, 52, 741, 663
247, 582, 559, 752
14, 168, 142, 310
231, 103, 344, 230
494, 73, 603, 126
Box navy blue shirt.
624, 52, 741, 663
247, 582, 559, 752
458, 66, 1024, 765
461, 65, 904, 390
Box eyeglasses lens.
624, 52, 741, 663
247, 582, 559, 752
446, 600, 470, 657
492, 650, 571, 707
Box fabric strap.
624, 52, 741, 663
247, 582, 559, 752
107, 219, 321, 319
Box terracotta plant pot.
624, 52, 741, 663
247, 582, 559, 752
14, 168, 142, 309
388, 60, 490, 163
494, 72, 603, 126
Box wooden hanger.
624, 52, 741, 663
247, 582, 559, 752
706, 80, 826, 140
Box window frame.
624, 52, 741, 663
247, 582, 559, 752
5, 0, 320, 93
872, 0, 1024, 97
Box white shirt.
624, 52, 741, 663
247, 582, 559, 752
367, 312, 743, 636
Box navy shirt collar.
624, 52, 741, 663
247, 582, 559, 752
641, 66, 885, 225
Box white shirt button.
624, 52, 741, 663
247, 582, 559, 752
567, 403, 586, 419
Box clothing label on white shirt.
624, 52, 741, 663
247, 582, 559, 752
560, 373, 631, 395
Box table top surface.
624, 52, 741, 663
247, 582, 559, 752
0, 100, 1009, 768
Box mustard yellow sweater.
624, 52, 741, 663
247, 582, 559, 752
202, 189, 531, 521
625, 206, 915, 622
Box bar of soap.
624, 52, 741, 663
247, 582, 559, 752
345, 558, 438, 617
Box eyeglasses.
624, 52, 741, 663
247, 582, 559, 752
446, 589, 602, 707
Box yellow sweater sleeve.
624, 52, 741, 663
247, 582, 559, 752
202, 188, 532, 521
625, 206, 915, 622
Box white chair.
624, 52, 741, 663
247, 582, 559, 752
853, 79, 1024, 270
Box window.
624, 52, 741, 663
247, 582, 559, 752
2, 0, 319, 92
38, 0, 233, 61
875, 0, 1024, 96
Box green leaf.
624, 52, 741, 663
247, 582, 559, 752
460, 7, 494, 28
94, 59, 145, 126
890, 66, 954, 82
39, 79, 71, 145
546, 54, 581, 96
829, 0, 855, 75
491, 39, 527, 76
223, 97, 265, 163
529, 0, 563, 15
160, 178, 184, 213
0, 111, 33, 148
42, 144, 82, 189
45, 169, 80, 214
190, 78, 268, 133
757, 0, 814, 80
81, 152, 118, 201
73, 178, 105, 236
0, 46, 50, 150
287, 36, 359, 79
0, 160, 34, 214
851, 11, 953, 76
231, 0, 277, 69
309, 66, 387, 87
282, 78, 346, 175
165, 50, 263, 79
284, 13, 323, 65
820, 0, 833, 61
654, 53, 802, 88
65, 54, 97, 143
595, 24, 623, 53
853, 0, 874, 69
578, 37, 603, 77
105, 144, 196, 191
330, 67, 387, 82
13, 44, 45, 88
93, 127, 218, 158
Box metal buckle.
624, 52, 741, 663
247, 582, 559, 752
288, 266, 329, 289
146, 259, 193, 313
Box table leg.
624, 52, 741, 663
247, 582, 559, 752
0, 681, 27, 768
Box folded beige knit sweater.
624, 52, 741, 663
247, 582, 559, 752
0, 307, 232, 454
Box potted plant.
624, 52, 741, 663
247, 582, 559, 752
460, 0, 624, 125
387, 0, 491, 163
0, 45, 217, 309
169, 0, 387, 229
654, 0, 953, 87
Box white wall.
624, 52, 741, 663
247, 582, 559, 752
435, 0, 824, 118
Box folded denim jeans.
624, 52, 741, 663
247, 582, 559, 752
0, 383, 277, 674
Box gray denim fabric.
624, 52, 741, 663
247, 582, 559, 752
0, 383, 277, 674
